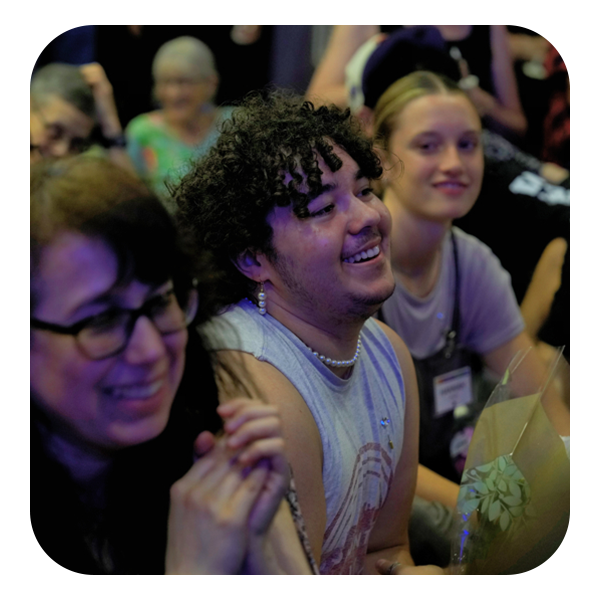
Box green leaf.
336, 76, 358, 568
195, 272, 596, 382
476, 462, 493, 473
474, 481, 489, 494
502, 496, 523, 507
482, 495, 490, 514
509, 506, 523, 517
463, 498, 480, 513
509, 481, 522, 498
498, 479, 508, 492
499, 510, 511, 531
461, 471, 474, 483
497, 456, 507, 471
485, 477, 496, 492
504, 464, 518, 477
489, 500, 501, 521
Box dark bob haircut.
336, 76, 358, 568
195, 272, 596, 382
172, 90, 383, 306
30, 155, 202, 317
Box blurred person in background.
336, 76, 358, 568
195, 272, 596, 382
307, 25, 527, 141
125, 36, 234, 209
30, 62, 133, 173
307, 25, 568, 183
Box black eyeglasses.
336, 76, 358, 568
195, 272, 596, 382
30, 287, 198, 360
31, 98, 92, 156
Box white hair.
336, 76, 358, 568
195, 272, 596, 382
152, 36, 218, 81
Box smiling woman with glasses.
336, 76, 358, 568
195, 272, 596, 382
30, 155, 313, 575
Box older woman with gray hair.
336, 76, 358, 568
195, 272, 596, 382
125, 36, 233, 209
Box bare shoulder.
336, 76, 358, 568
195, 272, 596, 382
216, 349, 312, 410
215, 350, 319, 440
215, 349, 327, 563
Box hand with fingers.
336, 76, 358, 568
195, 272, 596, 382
217, 399, 297, 574
218, 399, 290, 536
79, 62, 123, 139
165, 398, 292, 574
376, 559, 446, 575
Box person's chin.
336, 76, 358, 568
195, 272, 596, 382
371, 282, 396, 312
107, 409, 172, 449
101, 382, 177, 446
353, 278, 396, 319
374, 263, 396, 300
165, 108, 192, 122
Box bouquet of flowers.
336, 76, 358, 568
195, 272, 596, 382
450, 348, 570, 574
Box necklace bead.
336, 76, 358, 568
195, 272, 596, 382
309, 336, 361, 369
246, 295, 362, 369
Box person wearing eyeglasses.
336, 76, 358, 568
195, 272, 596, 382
30, 62, 134, 175
30, 155, 314, 574
124, 36, 233, 211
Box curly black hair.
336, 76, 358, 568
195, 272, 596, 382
172, 90, 383, 306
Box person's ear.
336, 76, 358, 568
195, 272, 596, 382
357, 105, 375, 137
233, 249, 269, 282
205, 73, 219, 102
374, 144, 403, 193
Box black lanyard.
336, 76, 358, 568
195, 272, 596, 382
442, 229, 461, 359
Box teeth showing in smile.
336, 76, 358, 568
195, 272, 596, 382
106, 380, 163, 400
343, 245, 380, 264
435, 182, 465, 189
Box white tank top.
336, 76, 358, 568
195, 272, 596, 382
204, 301, 406, 574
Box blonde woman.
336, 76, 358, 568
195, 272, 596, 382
372, 72, 569, 484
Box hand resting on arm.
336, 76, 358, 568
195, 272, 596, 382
165, 398, 311, 574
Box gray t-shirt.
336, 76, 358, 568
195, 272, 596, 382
381, 227, 524, 360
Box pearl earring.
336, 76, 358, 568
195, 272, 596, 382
257, 282, 267, 315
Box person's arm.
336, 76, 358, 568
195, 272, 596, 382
507, 31, 550, 63
415, 464, 459, 509
362, 321, 444, 574
217, 399, 313, 574
216, 350, 328, 566
245, 500, 315, 574
306, 25, 380, 108
520, 237, 568, 341
79, 62, 137, 174
467, 25, 527, 136
484, 331, 569, 436
165, 398, 311, 574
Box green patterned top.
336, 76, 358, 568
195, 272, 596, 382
126, 106, 233, 211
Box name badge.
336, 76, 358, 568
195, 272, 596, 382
433, 366, 473, 417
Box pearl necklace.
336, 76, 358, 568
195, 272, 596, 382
308, 336, 362, 369
245, 296, 362, 369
